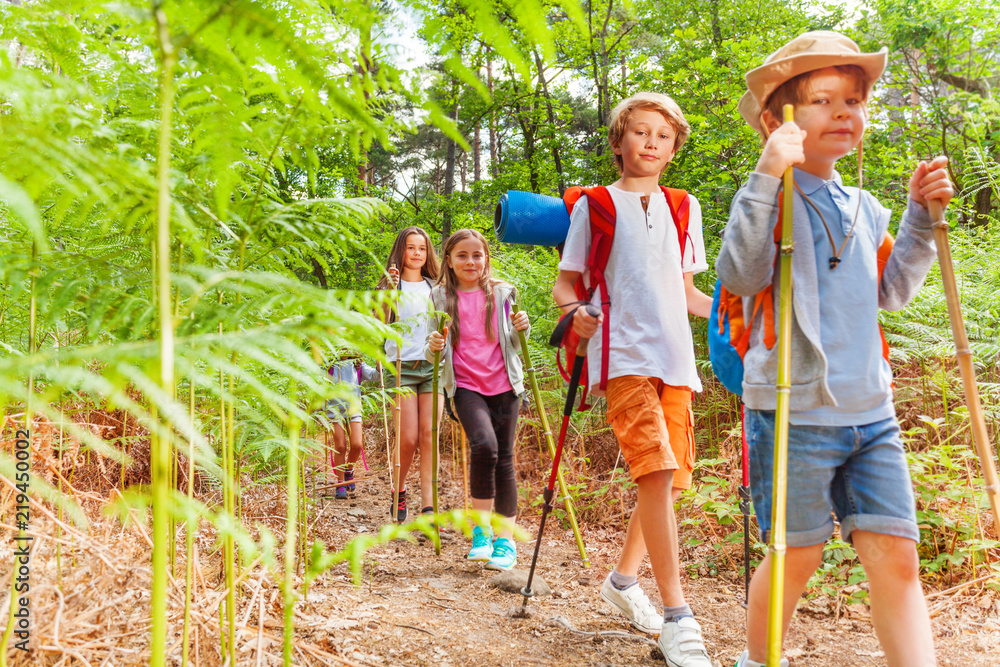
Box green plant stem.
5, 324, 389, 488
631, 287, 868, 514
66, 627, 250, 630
283, 417, 301, 667
150, 9, 176, 666
182, 378, 196, 667
0, 242, 37, 664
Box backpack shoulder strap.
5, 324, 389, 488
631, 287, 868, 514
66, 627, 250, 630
563, 186, 586, 215
661, 186, 691, 260
876, 232, 894, 279
582, 186, 616, 396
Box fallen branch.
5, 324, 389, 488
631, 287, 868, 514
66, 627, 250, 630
543, 615, 657, 647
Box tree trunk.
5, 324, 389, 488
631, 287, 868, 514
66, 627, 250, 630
488, 55, 499, 179
356, 6, 373, 194
973, 184, 994, 227
473, 122, 481, 184
535, 49, 565, 194
460, 149, 467, 192
442, 81, 460, 242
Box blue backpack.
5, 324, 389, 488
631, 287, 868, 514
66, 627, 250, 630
708, 215, 896, 396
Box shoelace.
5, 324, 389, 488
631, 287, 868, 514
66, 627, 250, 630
492, 543, 515, 559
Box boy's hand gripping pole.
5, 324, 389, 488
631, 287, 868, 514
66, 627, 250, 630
928, 199, 1000, 530
520, 304, 600, 611
766, 105, 796, 667
430, 316, 449, 554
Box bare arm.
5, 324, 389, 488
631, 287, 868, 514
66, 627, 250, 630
552, 270, 600, 338
684, 273, 712, 318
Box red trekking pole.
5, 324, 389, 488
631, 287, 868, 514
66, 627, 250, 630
739, 402, 751, 607
520, 304, 601, 610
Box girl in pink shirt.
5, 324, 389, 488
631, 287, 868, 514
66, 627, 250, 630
427, 229, 529, 571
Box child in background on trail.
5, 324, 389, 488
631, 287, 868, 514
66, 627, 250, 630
552, 92, 713, 667
325, 355, 379, 500
377, 226, 442, 522
716, 32, 953, 667
426, 228, 530, 572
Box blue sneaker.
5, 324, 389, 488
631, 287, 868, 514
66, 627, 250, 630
335, 485, 348, 500
466, 525, 493, 561
344, 469, 355, 497
485, 537, 517, 571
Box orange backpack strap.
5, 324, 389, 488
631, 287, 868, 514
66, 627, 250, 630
563, 186, 585, 216
876, 231, 895, 364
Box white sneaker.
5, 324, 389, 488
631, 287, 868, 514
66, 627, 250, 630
658, 616, 712, 667
599, 573, 662, 634
735, 649, 789, 667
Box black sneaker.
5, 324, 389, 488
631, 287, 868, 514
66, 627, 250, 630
421, 506, 433, 515
389, 489, 407, 523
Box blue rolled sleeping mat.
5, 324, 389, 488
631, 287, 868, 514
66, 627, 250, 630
494, 190, 572, 247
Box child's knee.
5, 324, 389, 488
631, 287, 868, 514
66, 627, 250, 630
854, 532, 920, 581
785, 543, 825, 578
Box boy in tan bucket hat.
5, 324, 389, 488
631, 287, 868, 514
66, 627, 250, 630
717, 31, 953, 667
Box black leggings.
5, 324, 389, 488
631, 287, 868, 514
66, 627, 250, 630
453, 388, 520, 518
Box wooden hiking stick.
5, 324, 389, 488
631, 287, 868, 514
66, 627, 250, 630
767, 104, 796, 667
928, 199, 1000, 530
513, 301, 590, 567
430, 316, 449, 555
378, 361, 391, 467
393, 353, 402, 522
388, 263, 403, 523
460, 425, 469, 511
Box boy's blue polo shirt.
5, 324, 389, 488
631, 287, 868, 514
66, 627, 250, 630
790, 168, 895, 427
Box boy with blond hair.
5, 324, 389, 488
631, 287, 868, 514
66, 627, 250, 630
717, 31, 953, 667
553, 92, 714, 667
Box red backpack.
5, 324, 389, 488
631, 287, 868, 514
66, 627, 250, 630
556, 185, 692, 409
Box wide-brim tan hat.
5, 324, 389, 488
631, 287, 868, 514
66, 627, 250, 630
738, 31, 888, 133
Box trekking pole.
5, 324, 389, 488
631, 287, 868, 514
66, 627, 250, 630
430, 316, 449, 555
512, 301, 590, 567
766, 104, 795, 667
928, 199, 1000, 530
520, 304, 600, 612
739, 402, 751, 608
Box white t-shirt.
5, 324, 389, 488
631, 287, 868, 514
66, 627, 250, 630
385, 278, 434, 361
558, 186, 707, 395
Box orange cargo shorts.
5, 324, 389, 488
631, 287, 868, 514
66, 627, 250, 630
605, 376, 695, 487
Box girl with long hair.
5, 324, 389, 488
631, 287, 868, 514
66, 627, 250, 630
426, 229, 529, 571
378, 226, 442, 522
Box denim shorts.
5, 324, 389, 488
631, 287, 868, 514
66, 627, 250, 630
325, 398, 361, 424
745, 410, 919, 547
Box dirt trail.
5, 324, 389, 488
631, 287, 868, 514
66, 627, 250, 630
297, 460, 998, 667
4, 451, 998, 666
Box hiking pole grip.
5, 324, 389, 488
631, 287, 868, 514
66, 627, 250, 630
564, 304, 602, 419
927, 199, 1000, 530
